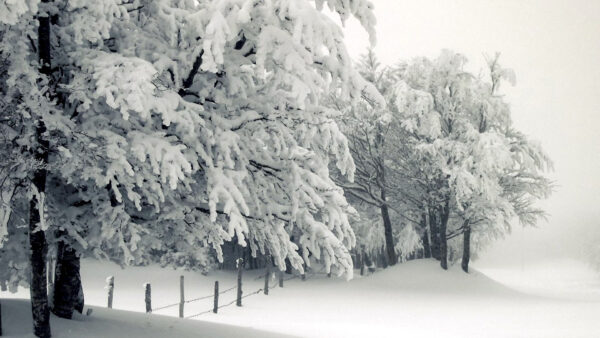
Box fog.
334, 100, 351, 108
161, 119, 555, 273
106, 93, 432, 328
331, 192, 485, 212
338, 0, 600, 266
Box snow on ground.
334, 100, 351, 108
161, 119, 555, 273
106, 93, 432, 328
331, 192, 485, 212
475, 258, 600, 301
2, 258, 600, 337
0, 298, 288, 338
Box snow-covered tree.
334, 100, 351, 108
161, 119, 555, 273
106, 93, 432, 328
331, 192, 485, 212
331, 50, 406, 266
389, 51, 552, 271
0, 0, 381, 335
332, 48, 551, 273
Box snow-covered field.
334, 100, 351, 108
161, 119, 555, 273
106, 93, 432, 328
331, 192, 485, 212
2, 258, 600, 337
0, 298, 288, 338
476, 258, 600, 301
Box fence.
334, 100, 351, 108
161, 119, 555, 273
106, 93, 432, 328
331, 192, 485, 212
0, 256, 375, 337
0, 260, 360, 336
102, 258, 330, 320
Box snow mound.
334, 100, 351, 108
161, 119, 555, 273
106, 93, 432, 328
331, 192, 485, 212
351, 259, 522, 296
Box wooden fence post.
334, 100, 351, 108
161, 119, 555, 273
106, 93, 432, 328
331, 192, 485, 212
236, 258, 243, 307
144, 283, 151, 313
106, 276, 114, 308
264, 260, 270, 295
279, 271, 284, 287
213, 281, 219, 314
179, 275, 184, 318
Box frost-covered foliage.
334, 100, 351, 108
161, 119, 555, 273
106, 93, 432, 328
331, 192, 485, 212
0, 198, 30, 292
389, 51, 552, 266
390, 51, 516, 265
349, 201, 422, 263
335, 50, 551, 269
348, 202, 384, 256
395, 223, 423, 262
0, 14, 54, 290
0, 0, 380, 289
0, 0, 39, 25
330, 50, 408, 265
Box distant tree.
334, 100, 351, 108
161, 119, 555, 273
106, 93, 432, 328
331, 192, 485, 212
389, 51, 552, 271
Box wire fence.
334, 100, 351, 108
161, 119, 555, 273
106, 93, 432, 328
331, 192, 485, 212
104, 265, 330, 320
151, 301, 180, 312
186, 287, 265, 319
151, 281, 239, 312
183, 271, 302, 318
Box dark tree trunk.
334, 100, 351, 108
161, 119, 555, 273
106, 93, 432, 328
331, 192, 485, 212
461, 222, 471, 273
285, 236, 294, 274
421, 213, 431, 259
439, 200, 450, 270
360, 250, 365, 276
380, 203, 398, 266
29, 4, 52, 336
380, 248, 388, 268
29, 194, 50, 338
428, 209, 440, 260
52, 237, 84, 319
251, 255, 257, 270
355, 250, 363, 269
421, 230, 431, 259
363, 251, 372, 268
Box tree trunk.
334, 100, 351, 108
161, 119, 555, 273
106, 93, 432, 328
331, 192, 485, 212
52, 237, 84, 319
380, 248, 389, 268
428, 209, 440, 260
421, 213, 431, 259
380, 203, 398, 266
439, 200, 450, 270
29, 131, 51, 338
360, 250, 365, 276
461, 222, 471, 273
285, 235, 294, 274
29, 4, 52, 336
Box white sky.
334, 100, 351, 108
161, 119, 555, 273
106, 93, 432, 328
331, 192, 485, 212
339, 0, 600, 265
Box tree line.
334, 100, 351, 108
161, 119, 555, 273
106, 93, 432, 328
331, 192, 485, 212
336, 49, 552, 273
